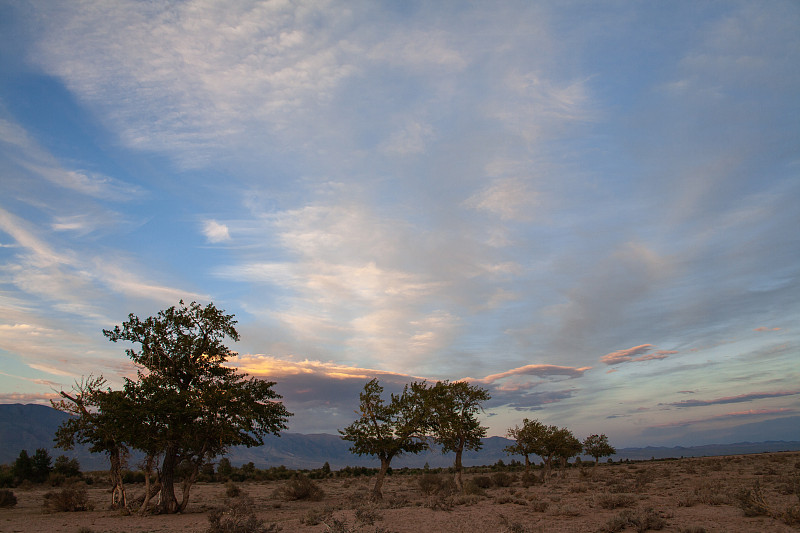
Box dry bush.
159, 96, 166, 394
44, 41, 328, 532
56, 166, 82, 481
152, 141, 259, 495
601, 508, 666, 533
733, 481, 771, 517
692, 480, 728, 506
225, 481, 242, 498
207, 495, 280, 533
471, 475, 492, 489
529, 499, 549, 512
42, 485, 93, 512
520, 470, 540, 487
354, 503, 383, 526
568, 482, 588, 493
462, 479, 486, 496
492, 472, 515, 488
0, 489, 17, 508
273, 475, 324, 501
678, 528, 707, 533
417, 472, 446, 496
549, 503, 582, 516
596, 492, 636, 510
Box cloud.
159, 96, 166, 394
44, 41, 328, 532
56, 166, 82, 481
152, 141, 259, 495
464, 177, 539, 222
600, 344, 676, 366
648, 408, 795, 429
202, 219, 231, 243
470, 364, 590, 385
668, 390, 800, 408
754, 327, 781, 332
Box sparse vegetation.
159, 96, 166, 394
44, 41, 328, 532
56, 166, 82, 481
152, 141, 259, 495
0, 489, 17, 508
42, 484, 93, 512
273, 475, 324, 501
206, 495, 280, 533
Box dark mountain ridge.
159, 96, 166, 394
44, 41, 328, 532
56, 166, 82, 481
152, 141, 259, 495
2, 404, 798, 471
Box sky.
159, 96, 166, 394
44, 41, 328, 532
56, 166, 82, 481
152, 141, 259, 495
0, 0, 798, 449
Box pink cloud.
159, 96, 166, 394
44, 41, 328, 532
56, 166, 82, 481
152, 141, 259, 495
600, 344, 675, 365
754, 327, 781, 332
469, 364, 591, 384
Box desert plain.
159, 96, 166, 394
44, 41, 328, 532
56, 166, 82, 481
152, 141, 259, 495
2, 451, 799, 533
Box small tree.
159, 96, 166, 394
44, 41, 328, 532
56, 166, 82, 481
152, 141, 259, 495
552, 428, 582, 476
11, 450, 33, 484
428, 380, 490, 492
53, 456, 81, 479
505, 418, 549, 472
339, 379, 429, 500
30, 448, 53, 483
583, 434, 616, 465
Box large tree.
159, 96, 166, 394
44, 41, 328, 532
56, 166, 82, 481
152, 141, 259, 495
103, 300, 292, 514
339, 379, 430, 500
505, 418, 549, 472
428, 380, 490, 492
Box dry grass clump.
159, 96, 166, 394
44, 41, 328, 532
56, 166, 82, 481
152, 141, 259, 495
207, 495, 280, 533
600, 507, 667, 532
596, 492, 636, 509
733, 478, 800, 525
273, 475, 324, 501
0, 489, 17, 508
42, 484, 93, 512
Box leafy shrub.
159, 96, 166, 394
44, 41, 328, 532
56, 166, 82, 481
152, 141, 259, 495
272, 475, 324, 501
207, 495, 280, 533
42, 485, 93, 512
0, 489, 17, 508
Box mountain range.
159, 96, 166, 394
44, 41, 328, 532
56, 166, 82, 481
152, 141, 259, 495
2, 404, 798, 471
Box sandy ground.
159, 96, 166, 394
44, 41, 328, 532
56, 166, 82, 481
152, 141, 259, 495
1, 451, 799, 532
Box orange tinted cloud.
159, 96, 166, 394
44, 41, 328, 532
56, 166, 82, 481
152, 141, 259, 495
600, 344, 675, 365
467, 364, 591, 384
754, 327, 781, 332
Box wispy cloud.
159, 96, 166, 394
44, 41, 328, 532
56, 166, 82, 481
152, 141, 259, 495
600, 344, 675, 366
668, 390, 800, 408
648, 408, 795, 429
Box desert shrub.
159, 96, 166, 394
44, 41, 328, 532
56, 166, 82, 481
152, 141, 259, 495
207, 495, 280, 533
452, 493, 482, 506
530, 499, 549, 512
0, 489, 17, 508
462, 479, 485, 496
597, 492, 636, 510
492, 471, 514, 487
472, 475, 492, 489
634, 469, 656, 490
568, 482, 588, 493
272, 475, 324, 501
601, 508, 666, 533
42, 485, 93, 512
225, 481, 242, 498
417, 472, 444, 495
678, 528, 706, 533
354, 503, 382, 526
734, 481, 771, 517
520, 470, 539, 487
693, 481, 728, 506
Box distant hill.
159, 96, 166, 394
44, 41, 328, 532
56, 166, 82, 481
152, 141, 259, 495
2, 404, 798, 471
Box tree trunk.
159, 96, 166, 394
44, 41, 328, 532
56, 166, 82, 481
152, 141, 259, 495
108, 447, 126, 510
371, 457, 391, 501
158, 444, 179, 514
177, 461, 199, 513
138, 455, 160, 515
454, 449, 464, 492
524, 455, 531, 472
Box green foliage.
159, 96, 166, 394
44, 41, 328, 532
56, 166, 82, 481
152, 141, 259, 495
583, 434, 616, 464
504, 419, 580, 480
11, 450, 33, 484
31, 448, 53, 483
0, 489, 17, 508
54, 301, 292, 514
339, 379, 429, 499
53, 455, 81, 478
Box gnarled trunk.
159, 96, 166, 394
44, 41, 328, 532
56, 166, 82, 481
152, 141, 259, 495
138, 454, 160, 515
158, 444, 179, 514
454, 449, 464, 492
177, 461, 200, 513
108, 447, 126, 510
371, 456, 392, 501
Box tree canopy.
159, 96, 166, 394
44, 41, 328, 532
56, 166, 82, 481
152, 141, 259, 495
339, 379, 429, 500
583, 434, 616, 464
54, 301, 292, 514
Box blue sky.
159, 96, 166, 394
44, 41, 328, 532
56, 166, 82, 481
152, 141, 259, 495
1, 1, 798, 448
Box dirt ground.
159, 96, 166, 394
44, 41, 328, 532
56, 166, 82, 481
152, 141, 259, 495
1, 451, 799, 532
